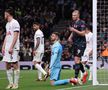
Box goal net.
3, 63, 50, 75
93, 0, 108, 85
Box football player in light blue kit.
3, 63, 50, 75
48, 32, 75, 86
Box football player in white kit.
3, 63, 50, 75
2, 9, 20, 89
33, 22, 48, 81
81, 25, 93, 81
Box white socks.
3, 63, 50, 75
35, 64, 47, 75
14, 69, 20, 85
37, 70, 42, 79
6, 69, 20, 85
89, 65, 93, 80
80, 71, 83, 79
7, 69, 13, 85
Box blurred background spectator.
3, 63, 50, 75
0, 0, 93, 61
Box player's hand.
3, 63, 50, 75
48, 69, 51, 75
33, 51, 37, 56
9, 48, 13, 55
69, 27, 75, 32
89, 52, 92, 56
68, 37, 72, 42
89, 51, 92, 56
2, 48, 5, 56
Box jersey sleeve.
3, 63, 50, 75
80, 21, 86, 31
35, 31, 42, 38
13, 21, 20, 32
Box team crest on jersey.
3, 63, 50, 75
74, 25, 77, 28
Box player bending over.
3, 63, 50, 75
2, 8, 20, 89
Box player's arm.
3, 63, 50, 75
9, 21, 20, 54
68, 33, 73, 42
89, 50, 93, 56
49, 46, 59, 69
69, 27, 85, 36
69, 22, 86, 36
34, 37, 40, 51
2, 36, 7, 55
2, 36, 6, 49
89, 34, 93, 56
10, 31, 19, 49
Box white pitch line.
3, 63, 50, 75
56, 85, 92, 90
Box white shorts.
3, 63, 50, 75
33, 52, 44, 62
2, 50, 19, 63
82, 48, 92, 62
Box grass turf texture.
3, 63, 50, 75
0, 70, 108, 90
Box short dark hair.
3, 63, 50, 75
85, 24, 92, 31
5, 8, 14, 16
52, 32, 60, 38
33, 22, 40, 26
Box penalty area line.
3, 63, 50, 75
56, 85, 92, 90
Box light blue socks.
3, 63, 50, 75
53, 79, 70, 86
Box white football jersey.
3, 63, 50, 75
82, 32, 93, 62
34, 29, 44, 53
85, 32, 93, 50
5, 19, 20, 50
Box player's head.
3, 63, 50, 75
33, 22, 40, 31
5, 8, 14, 21
72, 10, 80, 21
51, 32, 60, 42
85, 24, 92, 32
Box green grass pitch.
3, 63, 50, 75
0, 70, 108, 90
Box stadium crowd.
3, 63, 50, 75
0, 0, 95, 61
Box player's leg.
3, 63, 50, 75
78, 47, 88, 83
73, 56, 88, 84
11, 50, 20, 89
35, 62, 42, 81
88, 64, 93, 80
2, 50, 14, 89
81, 52, 89, 80
100, 56, 104, 68
105, 57, 108, 63
34, 61, 44, 80
6, 62, 13, 89
12, 62, 20, 89
37, 68, 42, 81
33, 53, 47, 74
50, 79, 70, 86
50, 67, 70, 85
50, 68, 78, 86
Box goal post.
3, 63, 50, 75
93, 0, 108, 85
93, 0, 98, 85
